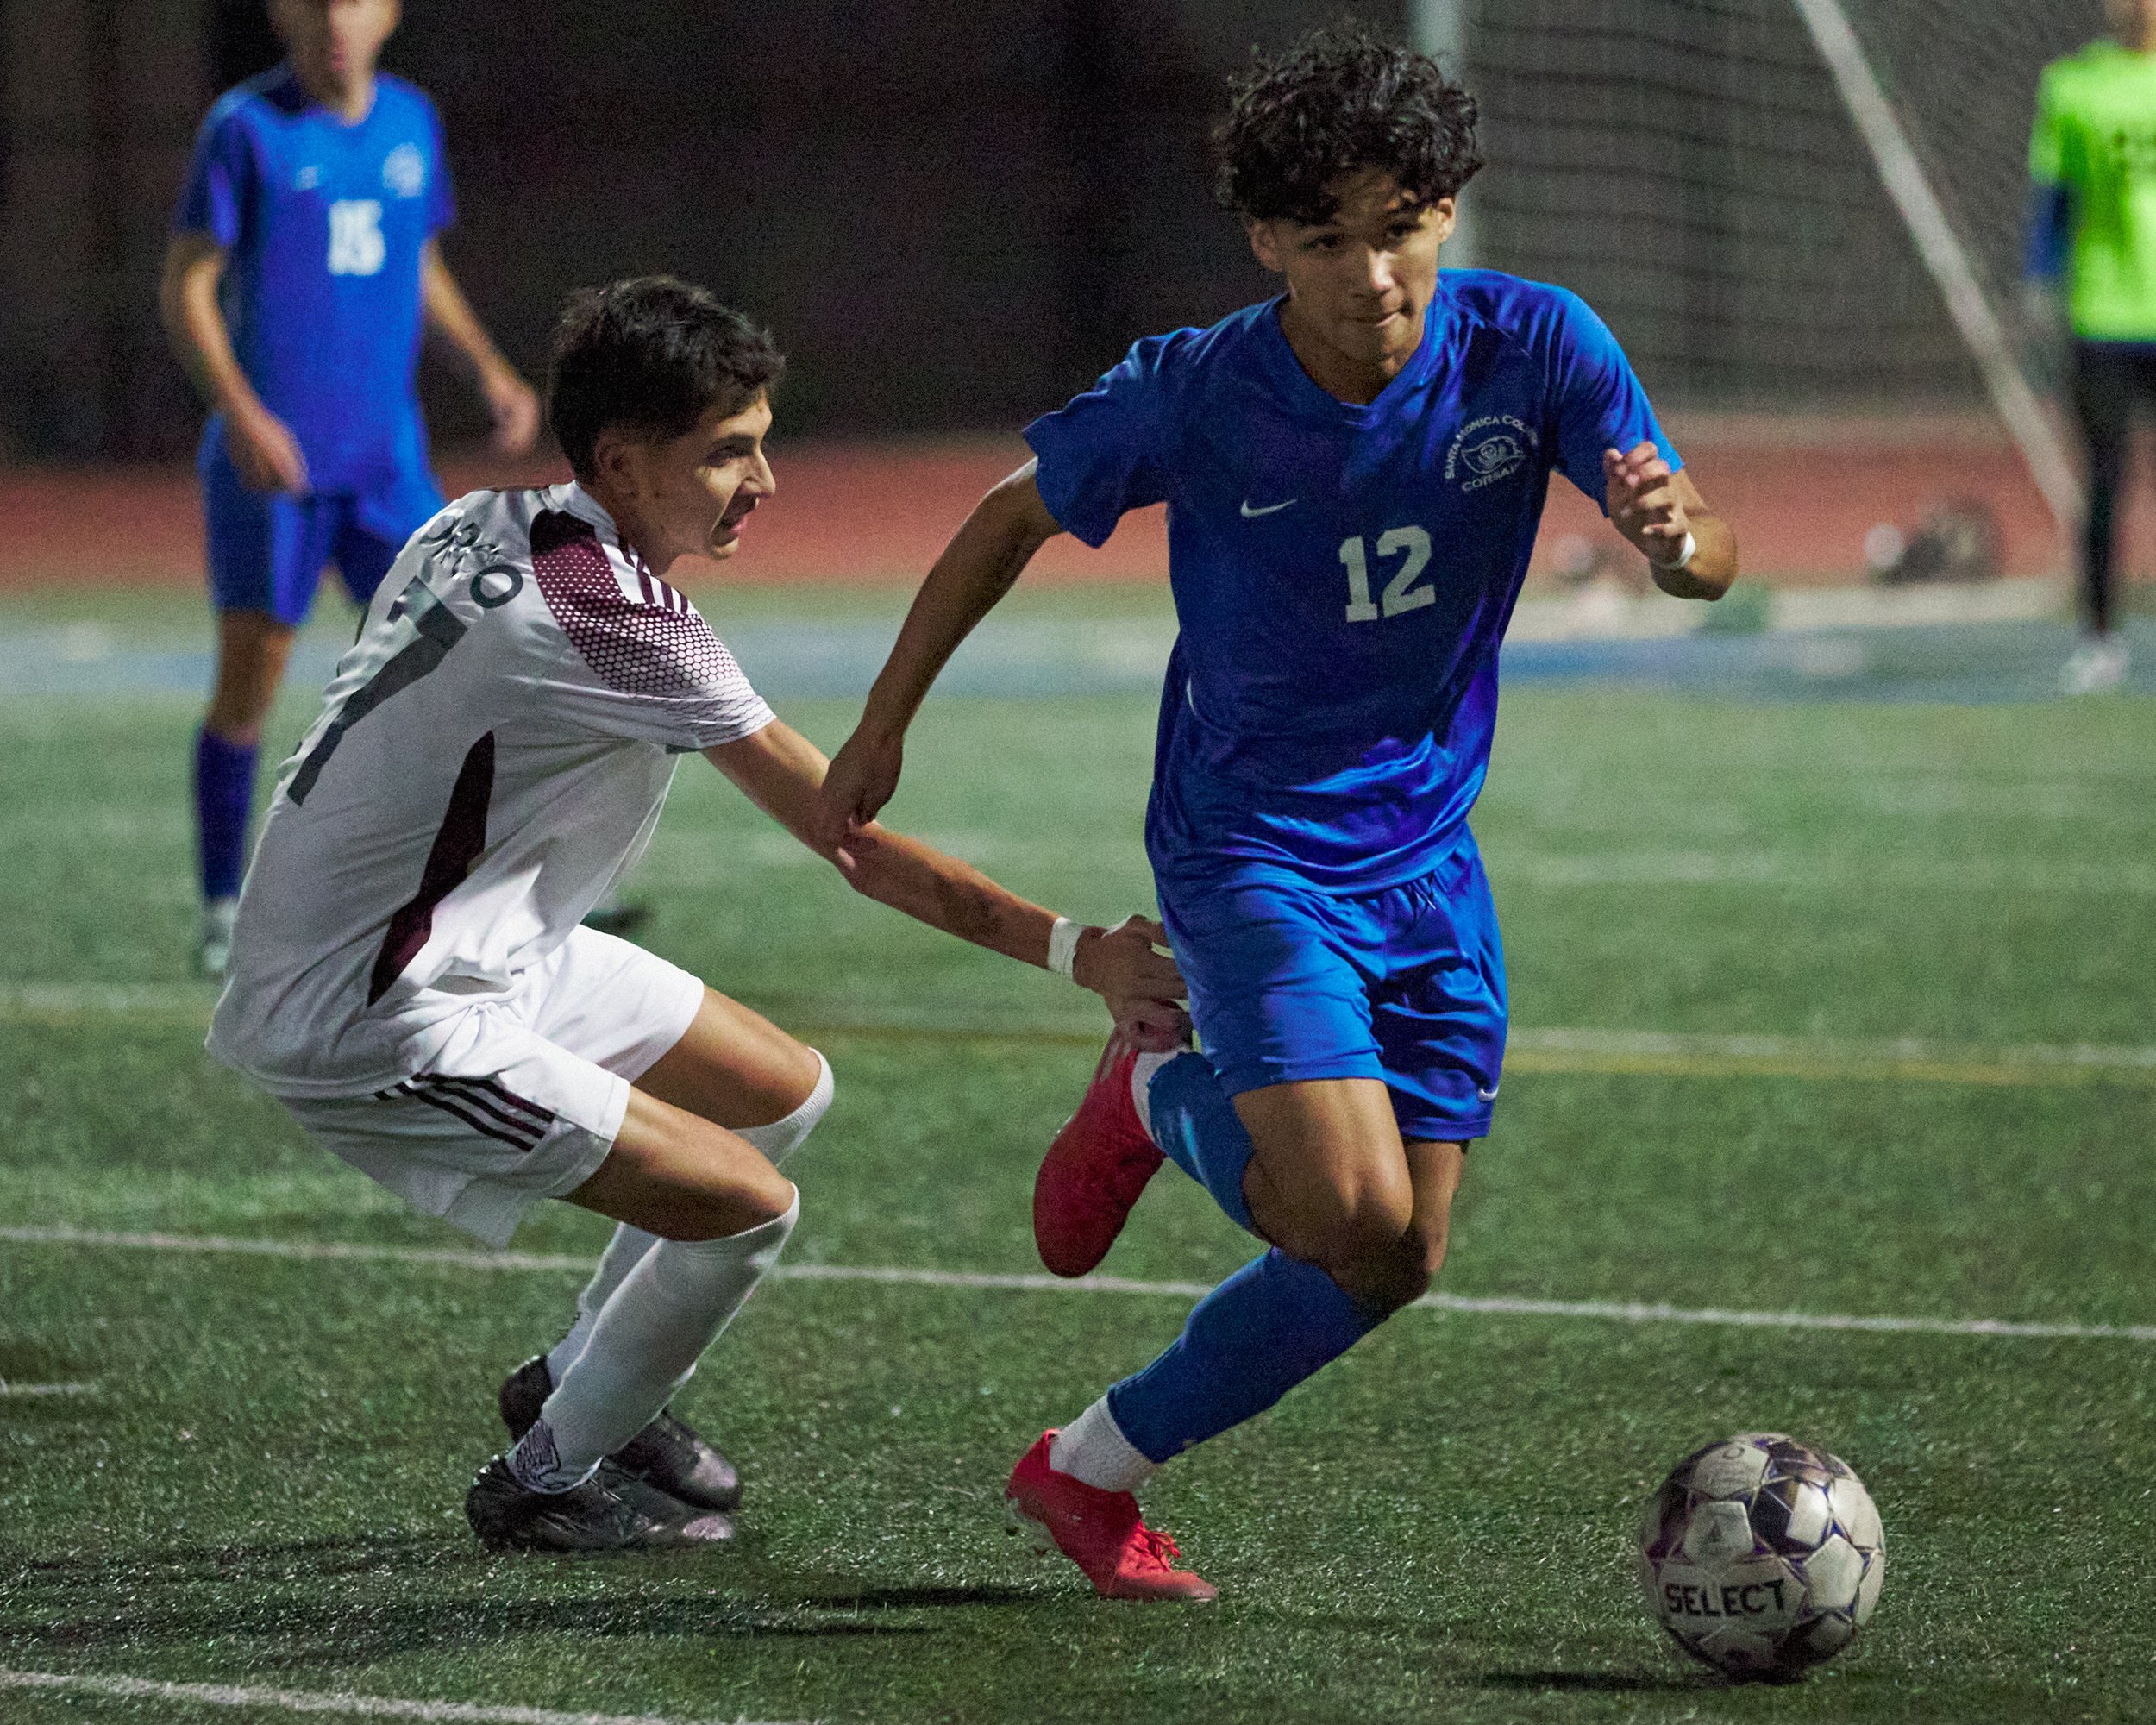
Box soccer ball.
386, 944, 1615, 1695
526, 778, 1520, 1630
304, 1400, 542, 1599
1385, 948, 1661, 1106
1637, 1433, 1885, 1680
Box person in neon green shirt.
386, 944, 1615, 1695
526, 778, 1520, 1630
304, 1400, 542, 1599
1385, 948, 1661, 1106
2030, 0, 2156, 692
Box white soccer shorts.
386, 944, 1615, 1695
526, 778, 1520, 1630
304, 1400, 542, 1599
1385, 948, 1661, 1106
284, 928, 706, 1249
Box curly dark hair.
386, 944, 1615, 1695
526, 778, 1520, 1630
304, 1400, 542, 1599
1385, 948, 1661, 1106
1212, 21, 1483, 224
547, 277, 785, 480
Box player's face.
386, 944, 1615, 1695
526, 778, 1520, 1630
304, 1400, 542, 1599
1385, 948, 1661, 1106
271, 0, 400, 90
598, 394, 777, 572
1248, 172, 1455, 384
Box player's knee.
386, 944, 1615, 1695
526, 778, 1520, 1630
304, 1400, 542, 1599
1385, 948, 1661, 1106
1292, 1193, 1427, 1314
1329, 1232, 1431, 1314
663, 1166, 797, 1243
734, 1049, 833, 1166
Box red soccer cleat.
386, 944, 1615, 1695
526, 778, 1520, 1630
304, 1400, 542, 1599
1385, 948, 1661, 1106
1004, 1430, 1218, 1603
1034, 1035, 1165, 1277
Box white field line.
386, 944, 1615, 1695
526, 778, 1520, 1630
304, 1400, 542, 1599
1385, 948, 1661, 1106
0, 982, 215, 1016
3, 1224, 2152, 1345
0, 1668, 800, 1725
1499, 852, 2156, 896
1506, 1025, 2156, 1085
0, 1380, 96, 1398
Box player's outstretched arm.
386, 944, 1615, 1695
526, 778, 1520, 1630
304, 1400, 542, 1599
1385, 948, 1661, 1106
709, 718, 1189, 1050
812, 462, 1063, 850
420, 241, 541, 455
159, 231, 310, 495
1603, 442, 1738, 601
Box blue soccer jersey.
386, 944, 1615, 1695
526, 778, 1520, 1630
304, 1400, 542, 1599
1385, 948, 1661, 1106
174, 67, 454, 489
1025, 271, 1677, 896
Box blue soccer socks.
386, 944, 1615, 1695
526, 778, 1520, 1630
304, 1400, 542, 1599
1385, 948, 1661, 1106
1105, 1246, 1387, 1465
193, 726, 258, 903
1144, 1049, 1260, 1231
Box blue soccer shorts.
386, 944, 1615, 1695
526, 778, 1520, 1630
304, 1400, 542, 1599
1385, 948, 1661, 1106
202, 442, 446, 627
1160, 837, 1508, 1145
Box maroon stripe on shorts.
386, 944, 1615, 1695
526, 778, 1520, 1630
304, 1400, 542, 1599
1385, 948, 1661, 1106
367, 731, 496, 1003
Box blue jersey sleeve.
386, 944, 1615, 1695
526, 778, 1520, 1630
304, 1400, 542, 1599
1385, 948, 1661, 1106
2026, 185, 2072, 283
1546, 291, 1678, 513
423, 95, 456, 236
1022, 334, 1183, 548
173, 102, 254, 247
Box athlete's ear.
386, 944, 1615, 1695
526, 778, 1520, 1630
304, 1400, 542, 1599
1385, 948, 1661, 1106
1245, 217, 1285, 275
1429, 197, 1458, 246
589, 427, 643, 502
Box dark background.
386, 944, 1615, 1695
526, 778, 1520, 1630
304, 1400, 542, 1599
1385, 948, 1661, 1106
0, 0, 1319, 461
0, 1, 2090, 464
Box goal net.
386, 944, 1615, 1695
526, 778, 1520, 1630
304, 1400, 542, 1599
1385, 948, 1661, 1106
1426, 0, 2105, 526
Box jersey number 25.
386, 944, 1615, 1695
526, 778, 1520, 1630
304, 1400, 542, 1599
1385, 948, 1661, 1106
1340, 528, 1434, 623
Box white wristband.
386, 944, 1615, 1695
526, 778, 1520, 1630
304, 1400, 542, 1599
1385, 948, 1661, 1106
1653, 530, 1698, 573
1046, 916, 1085, 982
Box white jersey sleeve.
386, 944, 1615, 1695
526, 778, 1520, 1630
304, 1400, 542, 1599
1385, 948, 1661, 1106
525, 507, 775, 751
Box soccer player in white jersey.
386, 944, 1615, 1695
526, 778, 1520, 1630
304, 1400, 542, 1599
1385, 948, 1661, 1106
208, 277, 1188, 1552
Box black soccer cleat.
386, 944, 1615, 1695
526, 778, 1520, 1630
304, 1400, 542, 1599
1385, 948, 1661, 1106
463, 1456, 736, 1553
499, 1354, 743, 1513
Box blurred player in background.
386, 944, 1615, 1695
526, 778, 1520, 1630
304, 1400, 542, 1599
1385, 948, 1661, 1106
160, 0, 540, 976
2029, 0, 2156, 694
208, 277, 1186, 1552
819, 25, 1735, 1600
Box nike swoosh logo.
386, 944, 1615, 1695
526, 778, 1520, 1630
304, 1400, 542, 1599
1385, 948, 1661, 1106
1239, 498, 1297, 518
1476, 1086, 1501, 1102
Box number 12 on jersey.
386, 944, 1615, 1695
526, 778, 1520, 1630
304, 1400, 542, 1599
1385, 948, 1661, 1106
1340, 527, 1434, 623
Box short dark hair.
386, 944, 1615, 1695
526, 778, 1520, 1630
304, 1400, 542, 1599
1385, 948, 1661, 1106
1213, 22, 1483, 224
547, 277, 785, 480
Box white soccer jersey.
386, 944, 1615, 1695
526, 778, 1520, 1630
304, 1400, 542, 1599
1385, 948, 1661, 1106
209, 483, 774, 1099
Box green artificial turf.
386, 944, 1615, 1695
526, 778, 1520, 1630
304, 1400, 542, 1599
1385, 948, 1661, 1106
2, 586, 2153, 1722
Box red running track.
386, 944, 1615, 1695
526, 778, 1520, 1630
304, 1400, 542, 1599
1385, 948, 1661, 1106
1, 416, 2134, 593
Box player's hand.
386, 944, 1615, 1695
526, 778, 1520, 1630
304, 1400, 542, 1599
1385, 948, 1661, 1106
228, 405, 310, 496
815, 727, 905, 853
482, 367, 542, 456
1605, 442, 1689, 567
1072, 916, 1190, 1052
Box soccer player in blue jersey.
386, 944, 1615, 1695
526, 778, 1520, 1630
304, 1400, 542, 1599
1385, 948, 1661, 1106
161, 0, 539, 976
817, 25, 1738, 1600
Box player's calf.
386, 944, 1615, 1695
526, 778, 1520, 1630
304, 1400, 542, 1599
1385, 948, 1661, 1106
569, 1088, 801, 1241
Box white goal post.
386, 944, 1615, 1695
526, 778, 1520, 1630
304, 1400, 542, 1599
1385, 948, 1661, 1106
1783, 0, 2082, 531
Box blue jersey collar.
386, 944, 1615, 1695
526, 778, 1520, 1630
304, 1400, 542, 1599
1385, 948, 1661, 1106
262, 61, 382, 130
1255, 284, 1451, 423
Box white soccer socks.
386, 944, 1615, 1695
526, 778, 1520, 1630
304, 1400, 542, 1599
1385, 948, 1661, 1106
1050, 1396, 1158, 1494
509, 1191, 799, 1493
547, 1222, 661, 1384
1130, 1049, 1175, 1145
541, 1051, 831, 1385
735, 1051, 833, 1164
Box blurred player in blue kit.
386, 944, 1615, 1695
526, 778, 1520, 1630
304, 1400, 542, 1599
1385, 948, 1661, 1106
819, 26, 1739, 1599
161, 0, 539, 975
